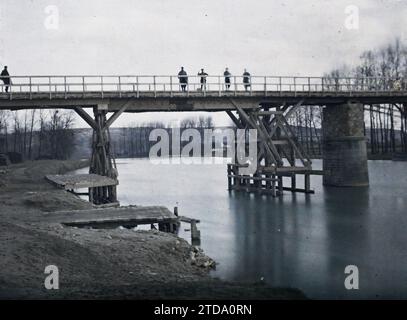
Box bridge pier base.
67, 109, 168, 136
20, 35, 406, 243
322, 102, 369, 187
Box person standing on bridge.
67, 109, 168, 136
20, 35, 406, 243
178, 67, 188, 92
243, 69, 251, 91
0, 66, 11, 93
198, 68, 208, 91
224, 67, 232, 90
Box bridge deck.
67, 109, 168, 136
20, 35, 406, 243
1, 90, 407, 112
0, 74, 406, 111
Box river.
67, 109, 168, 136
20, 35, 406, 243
76, 158, 407, 299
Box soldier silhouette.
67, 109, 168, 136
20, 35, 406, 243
178, 67, 188, 92
224, 67, 231, 90
243, 69, 251, 91
198, 68, 208, 91
0, 66, 11, 93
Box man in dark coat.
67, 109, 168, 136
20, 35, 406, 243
198, 68, 208, 91
0, 66, 10, 93
178, 67, 188, 92
224, 67, 231, 90
243, 69, 251, 91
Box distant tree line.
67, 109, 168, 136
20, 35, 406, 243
0, 109, 76, 161
324, 38, 407, 155
288, 106, 323, 157
114, 115, 215, 158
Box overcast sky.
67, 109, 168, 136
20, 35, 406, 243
0, 0, 406, 127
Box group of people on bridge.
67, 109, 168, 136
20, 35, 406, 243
2, 63, 405, 94
177, 67, 251, 92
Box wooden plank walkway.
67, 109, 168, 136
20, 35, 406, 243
43, 205, 178, 229
45, 174, 118, 190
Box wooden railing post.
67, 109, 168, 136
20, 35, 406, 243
349, 77, 353, 96
118, 76, 122, 98
29, 76, 32, 99
64, 76, 67, 99
136, 76, 139, 98
153, 76, 157, 98
101, 76, 104, 99
293, 77, 297, 96
279, 76, 282, 95
335, 77, 338, 95
264, 76, 267, 96
218, 76, 221, 96
49, 76, 52, 99
82, 76, 85, 97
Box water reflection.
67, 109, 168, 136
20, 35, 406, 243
322, 187, 370, 298
75, 158, 407, 298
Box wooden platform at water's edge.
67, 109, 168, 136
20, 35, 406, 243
43, 205, 178, 229
45, 173, 118, 190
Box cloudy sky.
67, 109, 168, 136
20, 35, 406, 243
0, 0, 406, 127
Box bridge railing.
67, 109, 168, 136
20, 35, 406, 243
0, 75, 406, 98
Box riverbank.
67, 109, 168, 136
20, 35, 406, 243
0, 160, 305, 299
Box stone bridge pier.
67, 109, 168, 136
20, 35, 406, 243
322, 102, 369, 187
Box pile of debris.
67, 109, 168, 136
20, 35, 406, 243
190, 246, 216, 270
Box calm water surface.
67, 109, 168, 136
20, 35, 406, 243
76, 158, 407, 299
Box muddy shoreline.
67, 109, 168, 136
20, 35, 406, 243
0, 160, 305, 299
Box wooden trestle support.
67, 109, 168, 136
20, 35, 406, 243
226, 100, 314, 196
74, 103, 130, 205
88, 107, 118, 204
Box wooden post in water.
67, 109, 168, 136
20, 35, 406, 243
291, 174, 296, 191
191, 220, 201, 245
305, 173, 311, 193
227, 164, 232, 190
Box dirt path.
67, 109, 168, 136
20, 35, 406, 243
0, 160, 305, 299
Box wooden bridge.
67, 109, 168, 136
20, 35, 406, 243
1, 74, 406, 203
0, 75, 406, 111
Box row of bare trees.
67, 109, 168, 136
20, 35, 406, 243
277, 38, 407, 157
283, 103, 405, 158
0, 109, 76, 161
114, 116, 215, 158
287, 106, 323, 157
324, 38, 407, 155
